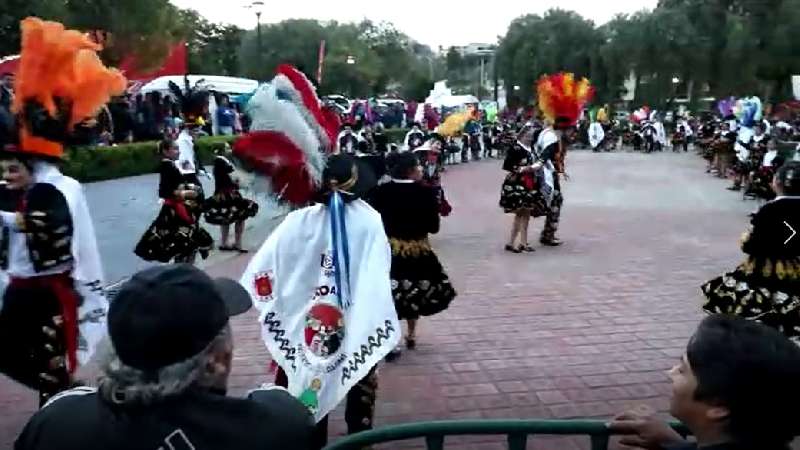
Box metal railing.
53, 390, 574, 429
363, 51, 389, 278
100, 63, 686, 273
323, 419, 687, 450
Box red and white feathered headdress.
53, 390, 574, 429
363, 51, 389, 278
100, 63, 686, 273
233, 65, 340, 206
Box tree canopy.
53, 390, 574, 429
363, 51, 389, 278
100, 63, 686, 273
497, 0, 800, 108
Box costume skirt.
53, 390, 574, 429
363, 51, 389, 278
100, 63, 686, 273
702, 257, 800, 338
0, 273, 76, 404
204, 189, 259, 225
135, 202, 213, 262
745, 167, 777, 200
390, 238, 456, 320
499, 172, 546, 214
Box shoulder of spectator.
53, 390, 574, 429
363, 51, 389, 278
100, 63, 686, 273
247, 385, 312, 420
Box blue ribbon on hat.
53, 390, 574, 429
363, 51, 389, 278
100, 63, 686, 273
329, 191, 351, 309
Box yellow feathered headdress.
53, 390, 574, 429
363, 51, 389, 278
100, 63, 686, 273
537, 73, 594, 129
11, 17, 127, 158
436, 111, 472, 137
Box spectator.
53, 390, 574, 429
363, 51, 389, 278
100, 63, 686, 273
108, 96, 134, 143
609, 315, 800, 450
216, 94, 236, 136
0, 72, 14, 141
15, 264, 314, 450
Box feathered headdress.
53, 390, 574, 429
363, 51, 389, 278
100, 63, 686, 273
168, 77, 209, 127
232, 65, 340, 207
436, 111, 471, 137
537, 73, 594, 129
10, 17, 126, 158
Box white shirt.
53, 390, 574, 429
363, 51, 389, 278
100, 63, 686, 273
176, 130, 196, 175
588, 122, 605, 148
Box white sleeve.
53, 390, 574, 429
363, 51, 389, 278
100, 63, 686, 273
176, 138, 196, 174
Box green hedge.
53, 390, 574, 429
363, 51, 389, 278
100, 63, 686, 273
63, 136, 236, 183
63, 129, 412, 183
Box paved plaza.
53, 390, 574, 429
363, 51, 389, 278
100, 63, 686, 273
0, 150, 756, 449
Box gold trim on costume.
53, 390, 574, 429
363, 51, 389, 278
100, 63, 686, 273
389, 238, 432, 258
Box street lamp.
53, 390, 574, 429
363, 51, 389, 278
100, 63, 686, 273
246, 1, 265, 73
346, 55, 356, 65
672, 77, 680, 84
513, 85, 521, 91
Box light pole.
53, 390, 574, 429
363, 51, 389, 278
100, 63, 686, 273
246, 1, 265, 76
346, 56, 356, 98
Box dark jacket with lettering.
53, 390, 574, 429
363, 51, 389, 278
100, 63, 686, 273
15, 386, 315, 450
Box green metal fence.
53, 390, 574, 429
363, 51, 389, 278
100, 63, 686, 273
323, 419, 687, 450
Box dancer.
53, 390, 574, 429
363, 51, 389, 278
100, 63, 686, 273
499, 124, 544, 253
236, 65, 399, 449
371, 151, 456, 361
0, 17, 119, 405
534, 73, 594, 246
414, 139, 452, 216
134, 139, 213, 263
337, 124, 359, 154
171, 78, 210, 194
588, 108, 605, 152
702, 161, 800, 339
204, 146, 259, 252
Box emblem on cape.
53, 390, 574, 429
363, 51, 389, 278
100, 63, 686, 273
254, 271, 275, 302
304, 303, 345, 358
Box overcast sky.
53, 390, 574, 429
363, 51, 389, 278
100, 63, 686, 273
169, 0, 658, 49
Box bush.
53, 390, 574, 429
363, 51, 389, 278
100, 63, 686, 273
63, 130, 412, 183
63, 136, 236, 183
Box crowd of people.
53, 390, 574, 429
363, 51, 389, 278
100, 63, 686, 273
3, 17, 800, 450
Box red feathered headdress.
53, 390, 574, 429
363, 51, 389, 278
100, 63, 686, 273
233, 65, 340, 206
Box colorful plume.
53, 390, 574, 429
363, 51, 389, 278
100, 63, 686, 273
13, 17, 127, 158
537, 73, 594, 128
436, 111, 471, 137
232, 65, 340, 207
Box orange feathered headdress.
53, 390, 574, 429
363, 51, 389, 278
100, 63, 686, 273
536, 73, 594, 129
11, 17, 126, 159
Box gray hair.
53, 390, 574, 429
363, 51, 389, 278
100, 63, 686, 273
98, 326, 230, 406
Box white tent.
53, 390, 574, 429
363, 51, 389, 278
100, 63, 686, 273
139, 75, 259, 95
424, 81, 479, 108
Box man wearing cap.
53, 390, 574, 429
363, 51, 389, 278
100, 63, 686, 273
15, 265, 315, 450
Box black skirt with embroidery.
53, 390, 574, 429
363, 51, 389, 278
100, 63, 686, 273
702, 256, 800, 338
204, 190, 259, 225
390, 238, 456, 320
134, 201, 213, 262
499, 172, 547, 214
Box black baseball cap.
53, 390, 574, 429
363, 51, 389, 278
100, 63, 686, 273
108, 264, 252, 371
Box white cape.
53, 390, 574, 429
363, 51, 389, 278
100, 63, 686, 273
35, 162, 108, 368
241, 199, 400, 422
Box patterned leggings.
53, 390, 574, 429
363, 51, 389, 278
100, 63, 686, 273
276, 366, 378, 449
541, 191, 563, 242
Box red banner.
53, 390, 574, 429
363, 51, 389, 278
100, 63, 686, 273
120, 41, 188, 90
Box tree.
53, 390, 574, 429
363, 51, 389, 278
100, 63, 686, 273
0, 0, 66, 56
63, 0, 185, 70
178, 9, 243, 76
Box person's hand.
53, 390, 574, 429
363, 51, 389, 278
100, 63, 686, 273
608, 411, 685, 449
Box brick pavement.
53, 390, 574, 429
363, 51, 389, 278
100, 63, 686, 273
0, 150, 756, 449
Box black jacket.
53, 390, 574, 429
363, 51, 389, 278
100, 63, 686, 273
741, 197, 800, 258
15, 386, 314, 450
